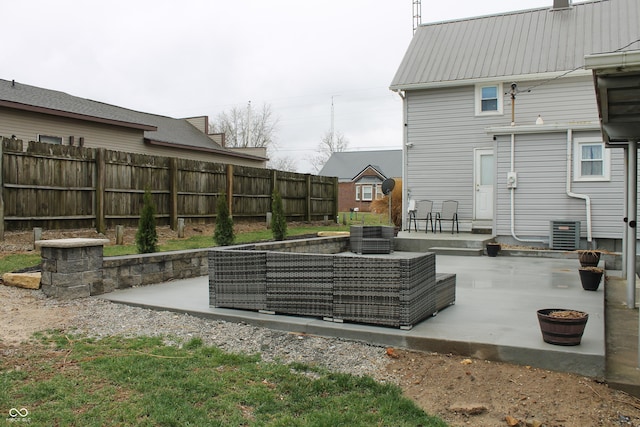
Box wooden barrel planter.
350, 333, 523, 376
537, 309, 588, 346
578, 250, 600, 267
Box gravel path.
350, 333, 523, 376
56, 296, 395, 382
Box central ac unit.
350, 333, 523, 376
549, 220, 580, 250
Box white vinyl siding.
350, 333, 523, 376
404, 75, 626, 238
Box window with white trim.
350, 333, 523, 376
375, 184, 384, 200
355, 185, 360, 201
475, 83, 503, 116
38, 134, 62, 144
361, 185, 373, 201
573, 138, 610, 181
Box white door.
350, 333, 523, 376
474, 148, 494, 220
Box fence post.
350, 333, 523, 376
306, 174, 312, 222
0, 139, 4, 241
226, 164, 234, 216
170, 157, 178, 230
115, 225, 124, 245
95, 148, 106, 234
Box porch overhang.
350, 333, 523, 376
585, 50, 640, 366
584, 50, 640, 145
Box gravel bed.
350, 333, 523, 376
53, 296, 396, 383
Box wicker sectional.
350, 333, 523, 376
210, 247, 456, 329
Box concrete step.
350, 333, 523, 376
429, 247, 484, 256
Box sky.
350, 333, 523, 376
4, 0, 581, 173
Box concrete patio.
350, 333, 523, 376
100, 252, 609, 380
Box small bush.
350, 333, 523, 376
370, 178, 403, 227
271, 188, 287, 241
214, 192, 235, 246
135, 188, 158, 253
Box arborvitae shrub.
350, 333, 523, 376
271, 188, 287, 241
214, 192, 235, 246
135, 188, 158, 253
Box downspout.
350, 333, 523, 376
565, 129, 593, 245
395, 89, 409, 229
510, 133, 546, 243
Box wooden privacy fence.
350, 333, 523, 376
0, 138, 338, 236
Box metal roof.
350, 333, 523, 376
390, 0, 640, 90
318, 150, 402, 182
0, 79, 266, 160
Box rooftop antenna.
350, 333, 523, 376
413, 0, 422, 34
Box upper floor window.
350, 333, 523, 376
38, 134, 62, 144
573, 138, 610, 181
475, 83, 503, 116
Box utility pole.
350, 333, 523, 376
330, 96, 335, 147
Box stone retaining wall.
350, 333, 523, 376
38, 235, 350, 299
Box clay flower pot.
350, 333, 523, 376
537, 309, 588, 346
578, 266, 603, 291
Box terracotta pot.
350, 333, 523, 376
537, 309, 588, 346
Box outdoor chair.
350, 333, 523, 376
409, 200, 434, 233
407, 199, 417, 232
435, 200, 459, 234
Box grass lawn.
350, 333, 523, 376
1, 332, 447, 426
0, 213, 393, 274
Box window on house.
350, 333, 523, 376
38, 134, 63, 144
475, 83, 503, 116
355, 186, 360, 201
361, 185, 373, 201
574, 138, 610, 181
375, 184, 384, 200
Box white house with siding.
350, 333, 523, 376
390, 0, 639, 251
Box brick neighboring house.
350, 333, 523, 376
319, 150, 401, 212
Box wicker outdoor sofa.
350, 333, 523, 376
209, 245, 456, 329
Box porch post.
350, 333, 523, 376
627, 140, 637, 311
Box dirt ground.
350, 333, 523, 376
2, 225, 640, 426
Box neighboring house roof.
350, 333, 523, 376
318, 150, 402, 182
390, 0, 640, 90
0, 79, 267, 161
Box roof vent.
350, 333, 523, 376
552, 0, 571, 10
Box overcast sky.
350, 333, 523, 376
5, 0, 579, 173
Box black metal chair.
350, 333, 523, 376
435, 200, 459, 234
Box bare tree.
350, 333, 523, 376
308, 131, 349, 173
210, 102, 279, 149
268, 156, 298, 172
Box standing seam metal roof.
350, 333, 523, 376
390, 0, 640, 89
